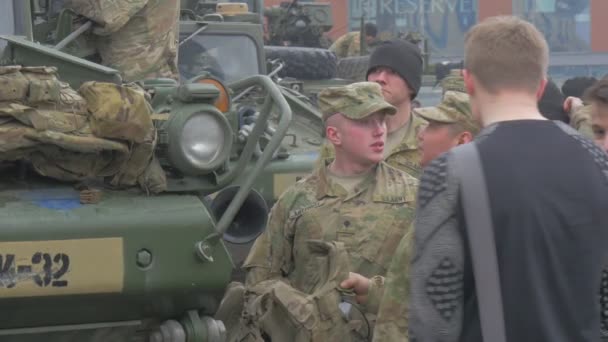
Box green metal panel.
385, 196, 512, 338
238, 152, 319, 205
0, 179, 231, 330
0, 35, 122, 88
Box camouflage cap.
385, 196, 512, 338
440, 69, 467, 94
318, 82, 397, 122
415, 91, 480, 135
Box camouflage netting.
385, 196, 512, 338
0, 66, 166, 193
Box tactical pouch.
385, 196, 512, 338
79, 82, 154, 143
0, 67, 29, 102
22, 66, 62, 103
27, 79, 61, 103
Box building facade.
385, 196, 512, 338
263, 0, 607, 56
263, 0, 607, 78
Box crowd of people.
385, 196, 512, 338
218, 15, 608, 342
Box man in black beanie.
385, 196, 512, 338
318, 39, 427, 178
364, 39, 427, 178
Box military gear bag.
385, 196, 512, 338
0, 66, 166, 193
225, 240, 367, 342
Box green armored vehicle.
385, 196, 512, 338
0, 1, 324, 341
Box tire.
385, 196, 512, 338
336, 55, 370, 81
264, 46, 337, 80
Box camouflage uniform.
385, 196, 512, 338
369, 90, 478, 342
64, 0, 180, 82
242, 83, 418, 340
318, 113, 427, 179
329, 31, 362, 58
244, 160, 418, 287
416, 91, 480, 135
440, 69, 467, 94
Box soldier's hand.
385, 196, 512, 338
563, 96, 584, 116
340, 272, 371, 304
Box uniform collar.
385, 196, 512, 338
315, 161, 411, 203
315, 160, 374, 200
390, 112, 426, 154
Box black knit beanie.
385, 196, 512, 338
366, 40, 423, 99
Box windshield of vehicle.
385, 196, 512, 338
178, 33, 260, 83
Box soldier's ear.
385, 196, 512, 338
326, 126, 341, 146
458, 131, 474, 145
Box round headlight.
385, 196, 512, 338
168, 108, 233, 175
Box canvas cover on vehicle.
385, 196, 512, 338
0, 66, 166, 193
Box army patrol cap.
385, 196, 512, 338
415, 91, 480, 134
318, 82, 397, 122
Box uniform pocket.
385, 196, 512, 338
0, 69, 29, 102
348, 204, 413, 276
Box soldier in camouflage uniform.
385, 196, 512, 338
63, 0, 179, 82
440, 69, 467, 95
340, 87, 479, 342
242, 82, 418, 340
416, 91, 480, 166
319, 40, 427, 179
329, 23, 378, 58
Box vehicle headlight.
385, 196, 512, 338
167, 108, 233, 176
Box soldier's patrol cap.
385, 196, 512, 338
415, 91, 480, 135
318, 82, 397, 122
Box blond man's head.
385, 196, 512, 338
464, 16, 549, 94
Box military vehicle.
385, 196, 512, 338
0, 1, 324, 341
264, 0, 333, 49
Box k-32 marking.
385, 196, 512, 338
0, 252, 70, 288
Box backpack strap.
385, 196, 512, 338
451, 143, 507, 342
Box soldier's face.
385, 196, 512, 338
418, 121, 461, 167
334, 112, 388, 165
591, 103, 608, 153
367, 67, 411, 107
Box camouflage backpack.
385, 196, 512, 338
218, 240, 369, 342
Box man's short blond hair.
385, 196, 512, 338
464, 16, 549, 94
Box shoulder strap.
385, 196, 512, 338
451, 143, 507, 342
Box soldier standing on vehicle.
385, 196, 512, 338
329, 22, 378, 58
339, 86, 479, 342
238, 82, 418, 341
320, 39, 427, 178
63, 0, 179, 82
